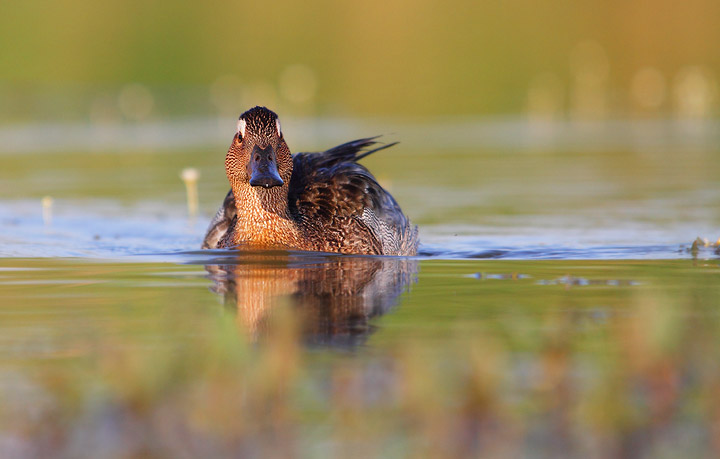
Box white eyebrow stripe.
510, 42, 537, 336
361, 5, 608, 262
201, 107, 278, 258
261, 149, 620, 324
276, 118, 282, 137
237, 119, 246, 137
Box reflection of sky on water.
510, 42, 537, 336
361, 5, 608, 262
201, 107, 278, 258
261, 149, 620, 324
1, 117, 719, 154
0, 198, 715, 260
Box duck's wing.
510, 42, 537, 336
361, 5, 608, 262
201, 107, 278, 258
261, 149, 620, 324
289, 138, 418, 256
202, 189, 236, 249
306, 137, 397, 164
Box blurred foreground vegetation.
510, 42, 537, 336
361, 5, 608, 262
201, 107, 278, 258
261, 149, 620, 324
1, 257, 719, 457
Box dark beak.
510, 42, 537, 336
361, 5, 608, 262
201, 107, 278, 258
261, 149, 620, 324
248, 145, 284, 188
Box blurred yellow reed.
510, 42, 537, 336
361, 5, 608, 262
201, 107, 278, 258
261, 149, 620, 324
41, 196, 53, 226
180, 168, 200, 218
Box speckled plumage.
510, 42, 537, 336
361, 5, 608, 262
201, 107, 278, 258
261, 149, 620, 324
202, 106, 418, 256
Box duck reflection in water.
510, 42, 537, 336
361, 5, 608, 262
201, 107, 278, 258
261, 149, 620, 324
205, 250, 417, 347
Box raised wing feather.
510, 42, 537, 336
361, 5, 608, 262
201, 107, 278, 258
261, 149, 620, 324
289, 138, 418, 256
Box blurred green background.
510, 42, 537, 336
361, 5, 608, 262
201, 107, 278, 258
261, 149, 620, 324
1, 0, 718, 121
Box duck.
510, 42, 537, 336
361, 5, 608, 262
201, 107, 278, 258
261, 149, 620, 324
202, 106, 418, 256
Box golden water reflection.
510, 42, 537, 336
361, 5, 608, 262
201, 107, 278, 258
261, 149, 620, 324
205, 251, 418, 346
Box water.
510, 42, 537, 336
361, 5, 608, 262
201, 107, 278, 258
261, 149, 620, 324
1, 119, 719, 456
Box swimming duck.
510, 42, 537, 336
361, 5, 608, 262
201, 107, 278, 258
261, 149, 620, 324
202, 106, 418, 256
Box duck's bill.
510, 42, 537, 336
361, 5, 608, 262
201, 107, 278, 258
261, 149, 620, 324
248, 145, 284, 188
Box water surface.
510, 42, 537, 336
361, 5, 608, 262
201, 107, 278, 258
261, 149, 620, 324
1, 119, 719, 456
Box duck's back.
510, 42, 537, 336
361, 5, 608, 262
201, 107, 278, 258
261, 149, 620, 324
288, 138, 418, 256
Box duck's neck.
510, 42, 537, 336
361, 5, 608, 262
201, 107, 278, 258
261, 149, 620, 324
230, 184, 301, 248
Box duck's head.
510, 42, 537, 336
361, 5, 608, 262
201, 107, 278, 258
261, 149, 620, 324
225, 106, 292, 191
